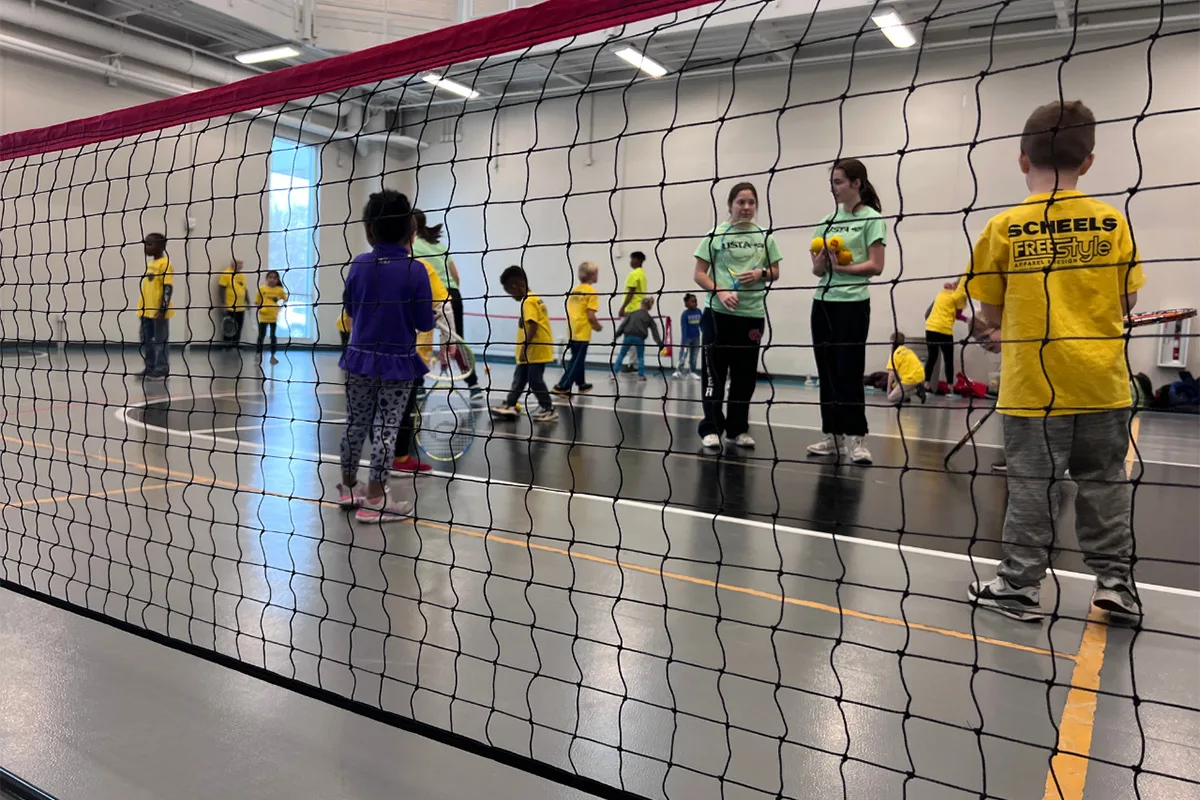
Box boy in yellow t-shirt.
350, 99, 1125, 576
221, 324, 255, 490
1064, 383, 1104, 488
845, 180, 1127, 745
218, 259, 248, 349
616, 251, 648, 372
885, 332, 927, 406
254, 270, 288, 364
965, 100, 1145, 624
492, 266, 556, 422
135, 232, 174, 378
553, 261, 602, 396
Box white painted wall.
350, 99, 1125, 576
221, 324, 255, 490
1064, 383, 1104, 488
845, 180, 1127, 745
0, 50, 410, 347
405, 30, 1200, 381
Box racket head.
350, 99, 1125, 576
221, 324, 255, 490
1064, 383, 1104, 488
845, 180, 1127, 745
415, 376, 477, 462
221, 315, 238, 337
1125, 307, 1197, 328
424, 335, 476, 386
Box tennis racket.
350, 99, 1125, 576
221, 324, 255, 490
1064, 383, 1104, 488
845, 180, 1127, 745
425, 334, 476, 386
1124, 307, 1196, 328
943, 405, 996, 470
220, 314, 239, 339
415, 363, 478, 462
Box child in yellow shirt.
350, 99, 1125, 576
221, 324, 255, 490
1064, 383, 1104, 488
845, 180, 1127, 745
255, 270, 288, 363
553, 261, 602, 396
885, 332, 927, 406
923, 275, 966, 392
966, 100, 1144, 624
492, 266, 556, 422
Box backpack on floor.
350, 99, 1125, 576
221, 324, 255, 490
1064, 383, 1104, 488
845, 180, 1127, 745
1155, 370, 1199, 412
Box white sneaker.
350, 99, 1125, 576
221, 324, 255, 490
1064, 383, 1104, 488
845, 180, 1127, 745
701, 433, 722, 450
336, 482, 365, 510
807, 434, 840, 456
531, 407, 558, 423
726, 432, 755, 448
355, 490, 413, 523
847, 436, 872, 465
673, 371, 683, 379
689, 372, 701, 381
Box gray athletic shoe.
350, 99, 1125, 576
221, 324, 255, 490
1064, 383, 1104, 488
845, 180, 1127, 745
1091, 579, 1142, 625
968, 576, 1044, 622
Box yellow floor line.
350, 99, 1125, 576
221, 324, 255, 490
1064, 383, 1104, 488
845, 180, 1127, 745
412, 517, 1076, 662
8, 482, 169, 509
1042, 413, 1140, 799
3, 431, 1078, 664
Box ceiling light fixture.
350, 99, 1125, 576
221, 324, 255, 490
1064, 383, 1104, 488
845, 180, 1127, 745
614, 46, 668, 78
235, 45, 301, 65
871, 10, 918, 49
421, 74, 480, 99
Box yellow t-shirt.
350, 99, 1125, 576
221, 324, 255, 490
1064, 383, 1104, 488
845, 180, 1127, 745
517, 293, 554, 364
218, 268, 248, 312
925, 278, 966, 336
623, 267, 647, 314
567, 283, 600, 342
256, 284, 288, 323
416, 260, 450, 367
336, 310, 351, 334
887, 345, 925, 385
965, 190, 1146, 417
137, 256, 175, 319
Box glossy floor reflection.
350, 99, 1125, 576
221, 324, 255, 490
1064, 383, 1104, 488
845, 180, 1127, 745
1, 347, 1198, 800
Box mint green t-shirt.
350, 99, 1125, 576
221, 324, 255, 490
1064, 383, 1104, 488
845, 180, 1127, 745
411, 237, 456, 290
812, 206, 887, 303
693, 222, 783, 319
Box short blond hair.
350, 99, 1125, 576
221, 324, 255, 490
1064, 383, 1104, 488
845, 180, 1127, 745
577, 261, 599, 281
641, 296, 655, 309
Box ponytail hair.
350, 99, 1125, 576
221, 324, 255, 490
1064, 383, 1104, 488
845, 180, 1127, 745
833, 158, 882, 213
413, 208, 444, 244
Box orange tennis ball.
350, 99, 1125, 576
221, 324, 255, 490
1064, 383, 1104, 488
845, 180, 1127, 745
827, 235, 844, 251
810, 237, 825, 255
837, 249, 853, 265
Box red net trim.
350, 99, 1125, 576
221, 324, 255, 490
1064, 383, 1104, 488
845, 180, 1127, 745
0, 0, 711, 162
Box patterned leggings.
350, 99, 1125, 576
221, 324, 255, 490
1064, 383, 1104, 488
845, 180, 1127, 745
340, 374, 414, 484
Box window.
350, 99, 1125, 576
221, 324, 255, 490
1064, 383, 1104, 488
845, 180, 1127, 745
268, 137, 318, 340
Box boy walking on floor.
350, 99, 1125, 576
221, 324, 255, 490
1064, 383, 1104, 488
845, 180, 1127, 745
966, 99, 1144, 624
492, 266, 557, 422
553, 261, 602, 396
612, 297, 663, 381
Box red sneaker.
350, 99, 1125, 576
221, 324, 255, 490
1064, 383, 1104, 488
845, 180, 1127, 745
935, 381, 951, 395
392, 456, 433, 474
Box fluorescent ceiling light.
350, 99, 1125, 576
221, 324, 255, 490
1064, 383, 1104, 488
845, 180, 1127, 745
871, 11, 918, 49
422, 74, 480, 99
614, 46, 668, 78
235, 45, 301, 65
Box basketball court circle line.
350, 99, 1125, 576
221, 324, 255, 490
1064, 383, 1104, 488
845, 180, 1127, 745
112, 389, 1200, 600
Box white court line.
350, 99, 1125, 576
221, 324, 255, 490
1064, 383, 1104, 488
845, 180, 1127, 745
559, 397, 1200, 470
113, 390, 1200, 599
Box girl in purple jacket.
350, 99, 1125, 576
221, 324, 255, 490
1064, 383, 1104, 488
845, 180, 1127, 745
337, 190, 435, 522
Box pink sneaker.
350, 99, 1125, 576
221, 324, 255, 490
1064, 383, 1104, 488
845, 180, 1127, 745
355, 490, 414, 523
337, 482, 365, 509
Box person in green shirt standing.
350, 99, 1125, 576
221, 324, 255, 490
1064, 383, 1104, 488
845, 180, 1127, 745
807, 158, 888, 466
692, 182, 782, 451
411, 209, 480, 397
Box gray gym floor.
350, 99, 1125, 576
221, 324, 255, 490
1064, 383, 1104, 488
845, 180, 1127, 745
1, 346, 1197, 800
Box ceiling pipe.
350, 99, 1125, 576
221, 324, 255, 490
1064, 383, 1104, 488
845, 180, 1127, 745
0, 33, 425, 151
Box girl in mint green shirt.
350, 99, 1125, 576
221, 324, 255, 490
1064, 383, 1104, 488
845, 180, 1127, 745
807, 158, 888, 466
412, 209, 478, 392
691, 182, 782, 451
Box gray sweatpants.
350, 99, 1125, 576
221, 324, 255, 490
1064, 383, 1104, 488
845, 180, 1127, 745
998, 409, 1133, 588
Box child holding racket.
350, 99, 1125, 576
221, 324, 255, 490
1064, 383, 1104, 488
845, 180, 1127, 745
965, 100, 1144, 624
